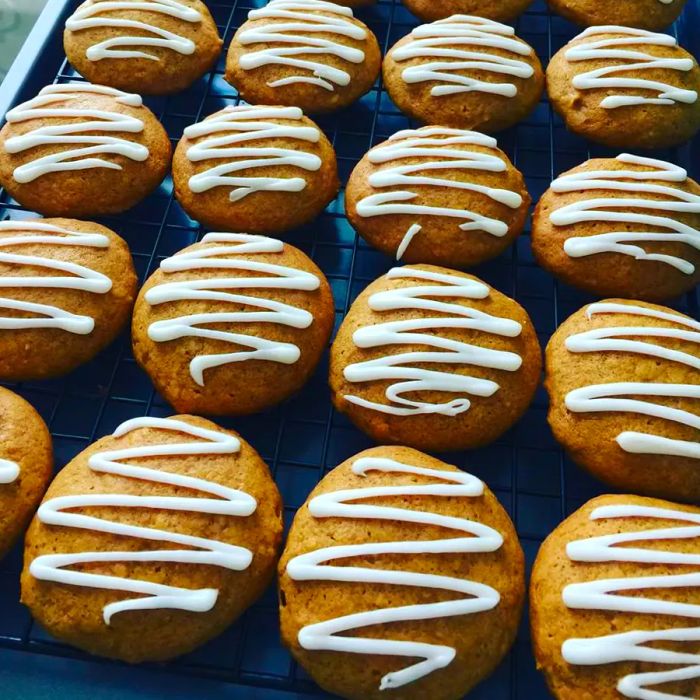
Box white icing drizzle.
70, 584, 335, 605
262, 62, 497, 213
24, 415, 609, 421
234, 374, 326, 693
237, 0, 367, 92
564, 26, 698, 109
342, 266, 523, 416
0, 458, 19, 484
183, 105, 322, 203
145, 232, 321, 386
286, 456, 503, 690
391, 15, 535, 98
565, 302, 700, 459
66, 0, 202, 62
0, 220, 112, 334
4, 83, 148, 184
551, 153, 700, 274
562, 503, 700, 700
355, 126, 523, 260
30, 416, 256, 624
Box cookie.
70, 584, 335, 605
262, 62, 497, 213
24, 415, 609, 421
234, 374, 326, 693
545, 299, 700, 503
64, 0, 222, 95
532, 154, 700, 302
279, 445, 525, 700
22, 414, 283, 662
329, 265, 542, 452
173, 104, 339, 234
0, 388, 53, 560
345, 126, 530, 267
403, 0, 532, 23
531, 494, 700, 700
383, 15, 545, 132
0, 83, 171, 217
547, 26, 700, 149
225, 0, 381, 114
132, 232, 335, 416
547, 0, 688, 30
0, 218, 137, 381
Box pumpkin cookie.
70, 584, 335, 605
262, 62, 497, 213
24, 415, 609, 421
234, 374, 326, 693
0, 387, 52, 560
280, 445, 525, 700
547, 26, 700, 149
22, 414, 283, 662
225, 0, 381, 114
345, 126, 530, 267
329, 265, 542, 452
383, 15, 545, 132
0, 218, 137, 381
64, 0, 222, 95
545, 299, 700, 503
0, 83, 171, 217
173, 104, 339, 234
531, 494, 700, 700
132, 232, 335, 416
532, 154, 700, 302
404, 0, 533, 23
547, 0, 688, 30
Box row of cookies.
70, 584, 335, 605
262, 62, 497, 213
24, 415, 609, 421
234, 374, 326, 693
3, 402, 696, 699
1, 85, 698, 302
0, 212, 695, 507
61, 0, 700, 147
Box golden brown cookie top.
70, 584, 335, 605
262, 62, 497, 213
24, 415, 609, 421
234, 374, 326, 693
227, 0, 379, 109
531, 153, 700, 301
345, 125, 530, 267
531, 494, 700, 700
22, 413, 283, 662
280, 445, 524, 700
63, 0, 222, 94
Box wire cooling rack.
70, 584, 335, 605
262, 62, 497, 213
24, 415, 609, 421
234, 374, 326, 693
0, 0, 698, 697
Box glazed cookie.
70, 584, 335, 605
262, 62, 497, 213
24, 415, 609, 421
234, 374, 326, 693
280, 445, 525, 700
132, 232, 335, 415
547, 26, 700, 149
173, 104, 339, 234
329, 265, 542, 452
531, 494, 700, 700
0, 218, 137, 381
22, 414, 283, 662
547, 0, 688, 30
345, 126, 530, 267
225, 0, 381, 114
546, 299, 700, 503
532, 154, 700, 302
0, 388, 53, 560
383, 15, 545, 132
64, 0, 222, 95
0, 83, 171, 217
403, 0, 532, 23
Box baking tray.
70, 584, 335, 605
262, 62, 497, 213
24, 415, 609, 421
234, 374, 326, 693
0, 0, 698, 698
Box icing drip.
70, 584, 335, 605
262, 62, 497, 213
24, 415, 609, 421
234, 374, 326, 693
391, 15, 535, 98
66, 0, 202, 62
183, 105, 322, 203
343, 266, 523, 416
564, 26, 698, 109
237, 0, 367, 92
145, 232, 321, 386
0, 220, 112, 334
0, 458, 19, 484
30, 416, 256, 624
355, 126, 523, 260
4, 83, 148, 184
565, 302, 700, 459
286, 456, 503, 690
563, 503, 700, 700
550, 153, 700, 274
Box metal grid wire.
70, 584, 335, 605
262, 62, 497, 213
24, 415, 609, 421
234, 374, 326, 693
0, 0, 698, 697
